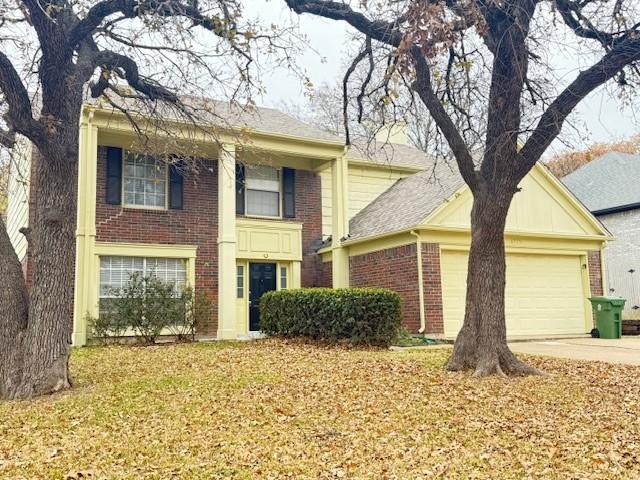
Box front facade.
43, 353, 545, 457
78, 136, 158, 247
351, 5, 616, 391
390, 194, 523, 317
7, 102, 430, 345
6, 101, 611, 343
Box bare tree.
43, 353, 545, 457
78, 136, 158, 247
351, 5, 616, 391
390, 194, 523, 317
0, 0, 297, 400
285, 0, 640, 376
548, 134, 640, 177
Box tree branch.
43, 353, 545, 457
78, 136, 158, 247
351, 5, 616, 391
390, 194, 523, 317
285, 0, 403, 46
67, 0, 251, 60
286, 0, 478, 186
90, 50, 178, 103
520, 36, 640, 174
0, 51, 45, 146
411, 49, 478, 189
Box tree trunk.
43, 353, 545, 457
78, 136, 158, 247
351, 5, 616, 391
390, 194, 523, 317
446, 188, 542, 377
0, 218, 29, 399
0, 140, 77, 400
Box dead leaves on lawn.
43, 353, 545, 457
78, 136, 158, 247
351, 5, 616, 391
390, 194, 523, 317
0, 340, 639, 479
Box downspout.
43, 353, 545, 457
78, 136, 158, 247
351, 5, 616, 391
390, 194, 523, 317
410, 230, 426, 334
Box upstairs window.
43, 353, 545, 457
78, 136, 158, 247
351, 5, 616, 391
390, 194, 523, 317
245, 165, 280, 217
123, 152, 167, 209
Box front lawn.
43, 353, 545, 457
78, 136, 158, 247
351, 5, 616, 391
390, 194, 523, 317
1, 341, 639, 479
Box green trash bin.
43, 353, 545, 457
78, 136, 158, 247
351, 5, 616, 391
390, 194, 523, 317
589, 297, 626, 339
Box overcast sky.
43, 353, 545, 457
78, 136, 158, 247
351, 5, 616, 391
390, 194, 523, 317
246, 1, 639, 155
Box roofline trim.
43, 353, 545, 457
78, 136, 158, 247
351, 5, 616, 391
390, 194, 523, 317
83, 103, 347, 152
593, 202, 640, 216
344, 157, 425, 172
339, 221, 613, 249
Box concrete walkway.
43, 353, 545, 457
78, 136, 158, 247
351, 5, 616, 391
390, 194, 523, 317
509, 337, 640, 365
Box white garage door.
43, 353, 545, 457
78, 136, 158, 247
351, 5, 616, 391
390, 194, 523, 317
441, 250, 588, 338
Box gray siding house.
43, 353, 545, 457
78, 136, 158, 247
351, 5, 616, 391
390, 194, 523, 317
563, 152, 640, 317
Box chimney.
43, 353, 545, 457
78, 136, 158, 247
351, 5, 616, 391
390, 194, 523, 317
375, 122, 407, 145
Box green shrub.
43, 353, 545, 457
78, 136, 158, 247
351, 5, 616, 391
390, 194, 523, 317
259, 288, 402, 346
90, 273, 213, 344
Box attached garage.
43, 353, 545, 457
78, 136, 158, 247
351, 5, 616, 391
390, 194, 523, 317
440, 249, 589, 338
339, 161, 612, 339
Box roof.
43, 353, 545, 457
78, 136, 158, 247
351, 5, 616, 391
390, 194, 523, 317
348, 160, 464, 240
562, 152, 640, 214
89, 96, 342, 143
347, 140, 435, 170
88, 96, 433, 170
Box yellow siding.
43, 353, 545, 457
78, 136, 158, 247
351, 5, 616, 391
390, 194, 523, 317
6, 138, 32, 262
427, 164, 603, 237
236, 218, 303, 261
321, 164, 408, 238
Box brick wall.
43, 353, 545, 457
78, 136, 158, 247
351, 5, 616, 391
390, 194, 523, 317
422, 243, 444, 334
95, 147, 325, 335
96, 147, 219, 335
588, 250, 604, 297
596, 210, 640, 310
317, 260, 332, 288
350, 244, 421, 332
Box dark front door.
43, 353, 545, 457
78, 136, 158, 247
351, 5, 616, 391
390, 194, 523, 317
249, 263, 277, 331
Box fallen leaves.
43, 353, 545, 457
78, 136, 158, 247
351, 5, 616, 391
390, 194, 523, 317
0, 340, 638, 479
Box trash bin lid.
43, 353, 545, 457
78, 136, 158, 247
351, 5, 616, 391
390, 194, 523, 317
589, 296, 626, 307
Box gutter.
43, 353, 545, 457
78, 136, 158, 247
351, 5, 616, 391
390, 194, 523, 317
592, 202, 640, 216
410, 230, 426, 334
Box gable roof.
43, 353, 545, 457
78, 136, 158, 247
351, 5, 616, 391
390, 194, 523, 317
561, 152, 640, 214
348, 161, 610, 242
348, 160, 464, 240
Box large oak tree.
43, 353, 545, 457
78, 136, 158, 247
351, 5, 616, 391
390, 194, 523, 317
285, 0, 640, 376
0, 0, 296, 400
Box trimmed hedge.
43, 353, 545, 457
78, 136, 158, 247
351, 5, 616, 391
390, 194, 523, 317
259, 288, 402, 346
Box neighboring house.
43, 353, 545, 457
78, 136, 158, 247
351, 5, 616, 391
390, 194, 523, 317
6, 99, 610, 344
563, 152, 640, 317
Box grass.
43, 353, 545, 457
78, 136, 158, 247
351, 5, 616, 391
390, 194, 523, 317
1, 340, 639, 479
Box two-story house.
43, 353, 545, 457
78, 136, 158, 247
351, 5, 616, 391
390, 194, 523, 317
7, 100, 431, 345
7, 99, 611, 344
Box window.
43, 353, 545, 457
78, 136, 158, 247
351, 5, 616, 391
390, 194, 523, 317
245, 165, 280, 217
237, 265, 244, 298
123, 152, 167, 208
99, 256, 187, 304
280, 266, 287, 290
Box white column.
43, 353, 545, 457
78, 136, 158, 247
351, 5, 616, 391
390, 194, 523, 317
217, 144, 238, 339
331, 155, 350, 287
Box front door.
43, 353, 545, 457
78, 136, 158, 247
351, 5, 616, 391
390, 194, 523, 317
249, 263, 277, 331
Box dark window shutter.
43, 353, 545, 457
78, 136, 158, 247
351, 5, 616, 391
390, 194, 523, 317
105, 147, 122, 205
235, 163, 245, 215
168, 163, 184, 209
282, 167, 295, 218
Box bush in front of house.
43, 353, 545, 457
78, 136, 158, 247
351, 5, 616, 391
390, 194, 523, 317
89, 273, 212, 345
259, 288, 402, 346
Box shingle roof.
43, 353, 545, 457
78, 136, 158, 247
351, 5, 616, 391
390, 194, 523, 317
347, 140, 435, 170
561, 152, 640, 213
348, 160, 464, 240
90, 96, 342, 143
89, 96, 433, 170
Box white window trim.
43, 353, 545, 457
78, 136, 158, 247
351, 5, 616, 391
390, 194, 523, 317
244, 165, 282, 219
122, 150, 169, 211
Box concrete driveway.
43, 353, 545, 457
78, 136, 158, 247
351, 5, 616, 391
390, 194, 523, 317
509, 337, 640, 365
